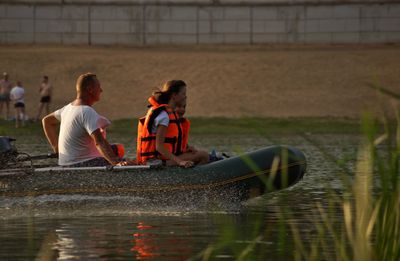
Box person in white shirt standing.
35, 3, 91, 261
10, 81, 26, 128
42, 73, 127, 167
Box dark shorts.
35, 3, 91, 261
69, 157, 110, 167
14, 102, 25, 108
0, 93, 10, 102
40, 95, 51, 103
67, 144, 123, 167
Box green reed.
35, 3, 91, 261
308, 113, 396, 261
292, 99, 398, 259
194, 111, 400, 260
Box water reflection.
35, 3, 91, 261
131, 220, 195, 260
0, 133, 361, 260
131, 222, 159, 259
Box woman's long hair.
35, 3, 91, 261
152, 80, 186, 104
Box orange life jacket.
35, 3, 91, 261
180, 117, 190, 153
136, 97, 183, 164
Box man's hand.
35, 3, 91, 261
52, 144, 59, 154
115, 159, 138, 166
116, 160, 128, 166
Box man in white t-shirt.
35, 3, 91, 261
10, 81, 26, 128
42, 73, 127, 167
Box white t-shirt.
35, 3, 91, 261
151, 110, 169, 133
54, 103, 109, 166
98, 115, 111, 138
10, 86, 24, 103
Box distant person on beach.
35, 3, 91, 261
10, 81, 26, 128
0, 72, 12, 120
136, 80, 209, 167
36, 75, 52, 121
42, 73, 127, 167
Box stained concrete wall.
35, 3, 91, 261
0, 1, 399, 44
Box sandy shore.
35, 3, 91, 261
0, 44, 399, 120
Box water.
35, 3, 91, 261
0, 133, 361, 260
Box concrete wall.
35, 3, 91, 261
0, 2, 399, 44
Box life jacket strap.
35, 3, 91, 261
169, 118, 187, 124
165, 137, 177, 144
140, 151, 159, 157
140, 136, 176, 144
141, 136, 156, 141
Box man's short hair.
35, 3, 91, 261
76, 73, 97, 92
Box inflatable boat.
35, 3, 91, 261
0, 137, 306, 201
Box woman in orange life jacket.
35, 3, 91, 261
175, 100, 209, 163
137, 80, 208, 168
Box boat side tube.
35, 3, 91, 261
192, 145, 307, 198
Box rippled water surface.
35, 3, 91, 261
0, 134, 361, 260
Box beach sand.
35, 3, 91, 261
1, 44, 399, 119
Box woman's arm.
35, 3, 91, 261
155, 125, 193, 168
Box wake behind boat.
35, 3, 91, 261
0, 136, 306, 201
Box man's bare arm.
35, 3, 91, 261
91, 129, 124, 166
42, 113, 59, 153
